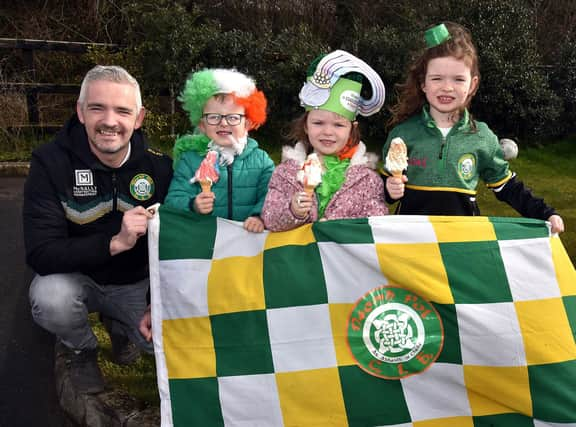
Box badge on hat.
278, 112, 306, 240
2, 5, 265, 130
298, 50, 385, 121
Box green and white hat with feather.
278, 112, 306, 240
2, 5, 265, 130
299, 50, 386, 121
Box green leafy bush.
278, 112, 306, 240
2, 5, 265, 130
548, 38, 576, 136
448, 0, 562, 140
3, 0, 576, 151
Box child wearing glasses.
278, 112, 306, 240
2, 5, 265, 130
165, 68, 275, 232
261, 50, 389, 231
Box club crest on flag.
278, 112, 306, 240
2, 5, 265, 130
348, 285, 444, 379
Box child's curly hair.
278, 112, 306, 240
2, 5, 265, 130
387, 22, 480, 130
178, 68, 267, 130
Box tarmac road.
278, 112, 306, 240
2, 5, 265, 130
0, 176, 68, 427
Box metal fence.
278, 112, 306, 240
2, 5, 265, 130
0, 38, 117, 134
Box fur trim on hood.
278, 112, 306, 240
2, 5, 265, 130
281, 141, 379, 169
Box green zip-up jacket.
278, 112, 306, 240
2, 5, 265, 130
382, 107, 556, 219
165, 138, 274, 220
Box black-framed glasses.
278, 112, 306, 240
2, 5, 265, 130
202, 113, 245, 126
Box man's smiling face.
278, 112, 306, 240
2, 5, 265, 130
77, 80, 144, 166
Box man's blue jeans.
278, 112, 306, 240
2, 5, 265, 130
29, 273, 152, 353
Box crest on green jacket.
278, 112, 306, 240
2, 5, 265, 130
458, 154, 476, 181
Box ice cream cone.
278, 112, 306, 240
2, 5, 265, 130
193, 151, 220, 192
297, 153, 322, 194
385, 138, 408, 178
200, 180, 212, 193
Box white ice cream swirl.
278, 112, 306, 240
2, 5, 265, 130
385, 137, 408, 174
297, 153, 323, 187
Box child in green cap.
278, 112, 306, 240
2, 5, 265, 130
382, 22, 564, 234
261, 50, 389, 231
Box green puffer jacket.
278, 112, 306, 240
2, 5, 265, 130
165, 138, 275, 220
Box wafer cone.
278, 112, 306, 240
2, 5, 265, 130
304, 184, 316, 195
392, 171, 403, 179
200, 180, 212, 193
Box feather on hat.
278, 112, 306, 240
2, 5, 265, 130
299, 50, 385, 120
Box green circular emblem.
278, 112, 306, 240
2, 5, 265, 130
457, 154, 476, 181
347, 285, 444, 379
130, 173, 155, 201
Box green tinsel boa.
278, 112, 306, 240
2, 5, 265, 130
316, 155, 350, 217
172, 132, 211, 169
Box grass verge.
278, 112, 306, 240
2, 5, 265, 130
90, 314, 160, 407
476, 139, 575, 262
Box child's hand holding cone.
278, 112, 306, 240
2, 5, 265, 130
385, 138, 408, 200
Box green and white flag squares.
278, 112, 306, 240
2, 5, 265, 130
148, 205, 576, 427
